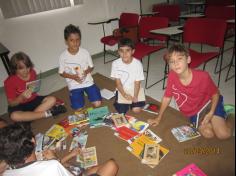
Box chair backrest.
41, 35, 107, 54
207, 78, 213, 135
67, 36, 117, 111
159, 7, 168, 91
138, 16, 169, 41
205, 6, 235, 20
205, 0, 234, 7
119, 13, 139, 28
152, 4, 180, 22
183, 18, 227, 48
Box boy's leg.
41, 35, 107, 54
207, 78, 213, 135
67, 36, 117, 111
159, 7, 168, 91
130, 101, 145, 113
70, 88, 85, 111
34, 96, 56, 112
85, 85, 102, 108
211, 115, 231, 139
113, 91, 129, 114
198, 122, 215, 138
85, 159, 119, 176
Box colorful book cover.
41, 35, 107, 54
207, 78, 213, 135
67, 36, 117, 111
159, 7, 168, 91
114, 126, 139, 141
69, 131, 88, 151
125, 115, 149, 134
68, 114, 89, 125
45, 124, 67, 140
26, 79, 41, 93
141, 143, 160, 165
88, 106, 109, 127
77, 146, 98, 169
142, 103, 159, 115
174, 163, 207, 176
195, 101, 211, 129
112, 113, 129, 128
171, 125, 201, 142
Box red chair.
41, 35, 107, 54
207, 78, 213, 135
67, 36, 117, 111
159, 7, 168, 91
183, 18, 227, 87
133, 16, 168, 89
205, 0, 234, 7
152, 4, 180, 25
100, 13, 139, 64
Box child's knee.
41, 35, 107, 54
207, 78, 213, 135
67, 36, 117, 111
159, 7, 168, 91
199, 128, 214, 139
47, 96, 56, 105
105, 159, 119, 174
93, 101, 101, 107
215, 128, 231, 140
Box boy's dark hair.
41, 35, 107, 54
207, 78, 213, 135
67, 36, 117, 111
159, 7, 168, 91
64, 24, 81, 40
167, 44, 189, 60
10, 52, 34, 74
118, 38, 135, 49
0, 123, 34, 166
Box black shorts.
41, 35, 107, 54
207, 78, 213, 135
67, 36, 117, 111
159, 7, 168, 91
8, 96, 46, 114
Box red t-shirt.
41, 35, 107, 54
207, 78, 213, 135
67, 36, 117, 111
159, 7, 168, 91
4, 69, 38, 104
164, 69, 218, 117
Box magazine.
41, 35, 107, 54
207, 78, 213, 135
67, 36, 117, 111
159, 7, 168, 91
45, 124, 67, 140
195, 100, 211, 129
26, 79, 41, 93
125, 115, 149, 134
114, 126, 139, 142
76, 146, 98, 169
141, 143, 160, 165
100, 88, 115, 100
69, 131, 88, 151
111, 113, 129, 128
173, 163, 207, 176
171, 125, 201, 142
118, 87, 145, 104
142, 103, 159, 115
88, 106, 109, 127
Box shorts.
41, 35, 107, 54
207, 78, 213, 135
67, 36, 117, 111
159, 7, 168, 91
114, 91, 145, 114
8, 96, 46, 114
190, 95, 226, 125
70, 84, 102, 110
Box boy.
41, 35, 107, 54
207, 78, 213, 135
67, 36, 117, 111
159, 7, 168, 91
0, 123, 119, 176
59, 24, 101, 110
111, 38, 145, 114
148, 44, 231, 140
4, 52, 66, 122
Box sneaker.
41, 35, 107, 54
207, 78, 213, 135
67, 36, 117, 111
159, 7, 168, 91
50, 105, 67, 116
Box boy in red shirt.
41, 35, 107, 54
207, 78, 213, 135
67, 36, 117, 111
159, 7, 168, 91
4, 52, 66, 122
148, 44, 231, 139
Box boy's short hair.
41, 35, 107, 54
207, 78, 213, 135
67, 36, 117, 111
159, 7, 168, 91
64, 24, 81, 40
167, 44, 189, 61
0, 123, 34, 166
10, 52, 34, 74
118, 38, 135, 49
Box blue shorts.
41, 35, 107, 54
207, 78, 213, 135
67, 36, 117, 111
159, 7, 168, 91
113, 91, 145, 114
70, 84, 102, 110
190, 95, 226, 125
8, 96, 46, 114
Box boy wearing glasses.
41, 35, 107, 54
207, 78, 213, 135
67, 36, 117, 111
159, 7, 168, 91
148, 44, 231, 140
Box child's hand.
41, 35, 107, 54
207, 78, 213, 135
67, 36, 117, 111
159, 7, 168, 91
124, 93, 132, 101
72, 74, 84, 83
22, 89, 32, 99
68, 147, 82, 158
42, 149, 57, 160
147, 117, 161, 126
201, 113, 213, 125
132, 96, 138, 103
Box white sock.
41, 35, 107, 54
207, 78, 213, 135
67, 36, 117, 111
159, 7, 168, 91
44, 110, 52, 118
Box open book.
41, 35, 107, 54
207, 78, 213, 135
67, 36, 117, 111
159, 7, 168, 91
100, 88, 115, 100
195, 100, 211, 129
26, 79, 41, 93
118, 87, 145, 104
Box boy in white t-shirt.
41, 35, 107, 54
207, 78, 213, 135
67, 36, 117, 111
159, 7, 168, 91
111, 38, 145, 114
59, 24, 101, 110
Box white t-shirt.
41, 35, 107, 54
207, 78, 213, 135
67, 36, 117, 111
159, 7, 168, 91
3, 160, 73, 176
59, 48, 94, 90
111, 58, 144, 89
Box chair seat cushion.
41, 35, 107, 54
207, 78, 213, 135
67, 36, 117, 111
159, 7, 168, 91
189, 49, 219, 68
133, 42, 165, 60
100, 35, 120, 46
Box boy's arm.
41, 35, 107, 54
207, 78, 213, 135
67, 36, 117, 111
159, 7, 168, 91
60, 72, 83, 83
60, 147, 81, 165
201, 91, 220, 125
147, 96, 171, 126
8, 89, 32, 107
84, 66, 94, 75
133, 81, 141, 102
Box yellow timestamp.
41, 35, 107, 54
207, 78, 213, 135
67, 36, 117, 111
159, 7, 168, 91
184, 146, 221, 155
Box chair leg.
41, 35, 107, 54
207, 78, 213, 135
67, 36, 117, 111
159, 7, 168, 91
217, 52, 224, 87
145, 55, 151, 89
225, 48, 235, 82
214, 55, 220, 74
103, 44, 106, 64
162, 63, 168, 90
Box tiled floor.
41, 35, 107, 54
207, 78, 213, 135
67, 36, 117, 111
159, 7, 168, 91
0, 40, 235, 115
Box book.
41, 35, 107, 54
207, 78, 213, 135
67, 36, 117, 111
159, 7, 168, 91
114, 126, 139, 141
69, 131, 88, 151
125, 115, 149, 134
88, 106, 109, 127
173, 163, 207, 176
118, 87, 145, 104
141, 143, 160, 165
111, 113, 129, 128
68, 114, 89, 125
142, 103, 159, 115
26, 79, 41, 93
171, 125, 201, 142
55, 98, 65, 106
45, 124, 67, 140
100, 88, 115, 100
195, 100, 211, 129
76, 146, 98, 169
